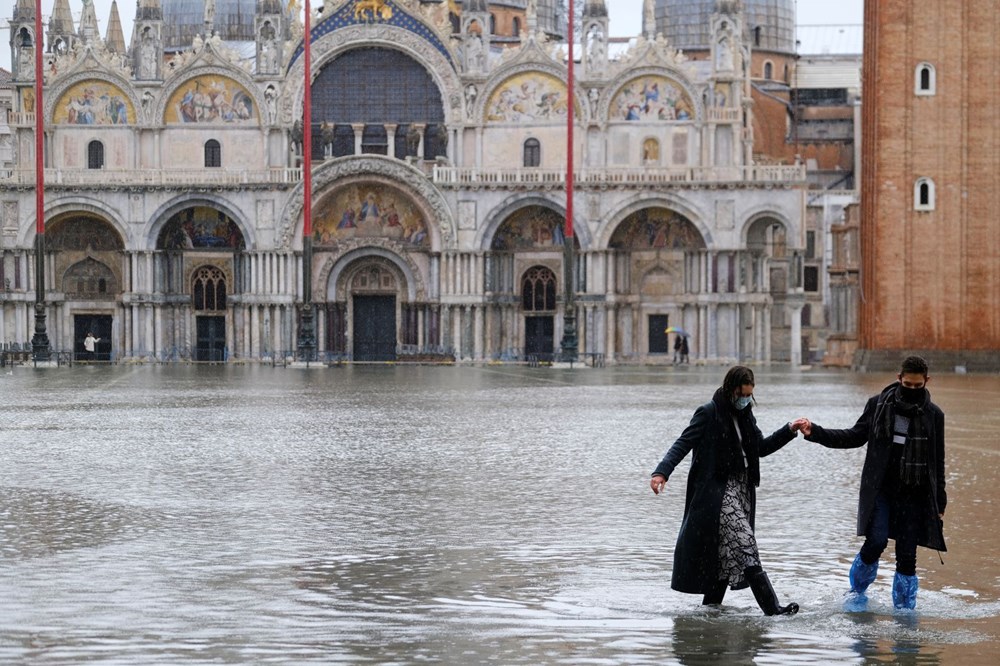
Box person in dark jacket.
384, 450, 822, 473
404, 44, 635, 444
798, 355, 947, 611
650, 365, 806, 615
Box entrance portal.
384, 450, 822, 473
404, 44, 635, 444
353, 295, 397, 362
525, 316, 554, 358
195, 316, 227, 362
74, 314, 112, 361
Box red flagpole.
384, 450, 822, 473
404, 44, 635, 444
302, 0, 313, 243
34, 0, 43, 238
565, 0, 574, 240
560, 0, 578, 362
296, 0, 317, 360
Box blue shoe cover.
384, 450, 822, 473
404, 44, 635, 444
849, 553, 879, 595
892, 572, 918, 610
842, 591, 869, 613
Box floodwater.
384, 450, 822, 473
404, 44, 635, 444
0, 364, 998, 665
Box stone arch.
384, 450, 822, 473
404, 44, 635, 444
477, 193, 591, 252
602, 67, 702, 124
282, 25, 464, 127
598, 195, 711, 250
27, 197, 130, 248
321, 245, 422, 303
279, 155, 455, 252
743, 209, 794, 254
159, 68, 261, 125
146, 195, 254, 251
45, 73, 141, 126
479, 63, 590, 125
62, 257, 119, 300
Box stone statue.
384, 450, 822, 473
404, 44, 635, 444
320, 121, 335, 158
204, 0, 216, 27
291, 119, 304, 154
406, 125, 421, 157
464, 84, 477, 119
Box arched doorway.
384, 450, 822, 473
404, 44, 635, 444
192, 265, 228, 362
522, 265, 557, 358
47, 214, 125, 360
344, 259, 403, 362
156, 206, 246, 361
485, 205, 576, 360
608, 207, 706, 361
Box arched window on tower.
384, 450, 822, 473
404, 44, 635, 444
763, 61, 773, 80
915, 63, 936, 95
87, 140, 104, 169
914, 177, 935, 211
523, 138, 541, 167
490, 14, 497, 34
512, 17, 521, 38
753, 26, 762, 47
204, 139, 221, 167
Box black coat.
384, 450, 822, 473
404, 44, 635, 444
805, 385, 947, 552
652, 399, 796, 594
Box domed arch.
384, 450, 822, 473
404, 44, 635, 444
598, 195, 711, 250
477, 193, 592, 252
282, 24, 464, 127
602, 68, 701, 124
607, 208, 707, 252
146, 195, 254, 251
49, 77, 138, 126
321, 246, 423, 304
22, 197, 129, 248
279, 155, 455, 252
742, 209, 795, 249
744, 213, 792, 258
479, 65, 588, 125
159, 69, 261, 126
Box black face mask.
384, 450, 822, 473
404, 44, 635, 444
900, 386, 926, 404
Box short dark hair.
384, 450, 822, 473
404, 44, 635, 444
722, 365, 755, 396
900, 355, 929, 377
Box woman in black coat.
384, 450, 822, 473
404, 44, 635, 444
650, 366, 802, 615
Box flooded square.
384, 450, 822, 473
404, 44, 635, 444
1, 365, 998, 664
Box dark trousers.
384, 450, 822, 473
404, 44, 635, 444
859, 488, 923, 576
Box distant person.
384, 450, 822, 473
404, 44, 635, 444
673, 334, 683, 364
649, 365, 807, 615
797, 356, 947, 611
83, 332, 100, 361
680, 336, 690, 364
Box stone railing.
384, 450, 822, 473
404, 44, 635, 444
0, 167, 304, 187
707, 108, 743, 122
432, 164, 807, 189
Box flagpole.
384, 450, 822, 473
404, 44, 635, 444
296, 0, 317, 361
31, 0, 50, 361
559, 0, 578, 363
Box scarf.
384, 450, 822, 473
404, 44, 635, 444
874, 382, 931, 486
711, 388, 761, 487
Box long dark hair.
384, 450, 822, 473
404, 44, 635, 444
721, 365, 755, 403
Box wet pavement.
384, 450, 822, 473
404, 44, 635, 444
0, 364, 998, 664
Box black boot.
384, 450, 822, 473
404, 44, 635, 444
745, 567, 798, 616
702, 579, 728, 605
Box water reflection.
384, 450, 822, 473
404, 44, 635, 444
0, 365, 997, 664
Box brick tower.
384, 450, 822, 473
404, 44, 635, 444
859, 0, 1000, 370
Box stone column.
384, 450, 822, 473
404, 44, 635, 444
786, 294, 805, 366
385, 123, 397, 157
352, 123, 365, 155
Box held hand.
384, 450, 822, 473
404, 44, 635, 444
650, 475, 666, 495
790, 417, 812, 436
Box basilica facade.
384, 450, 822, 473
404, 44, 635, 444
2, 0, 808, 364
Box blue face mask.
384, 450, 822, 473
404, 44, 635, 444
734, 395, 753, 410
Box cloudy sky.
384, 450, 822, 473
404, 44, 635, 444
1, 0, 864, 72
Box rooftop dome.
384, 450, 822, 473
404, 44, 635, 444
654, 0, 796, 55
